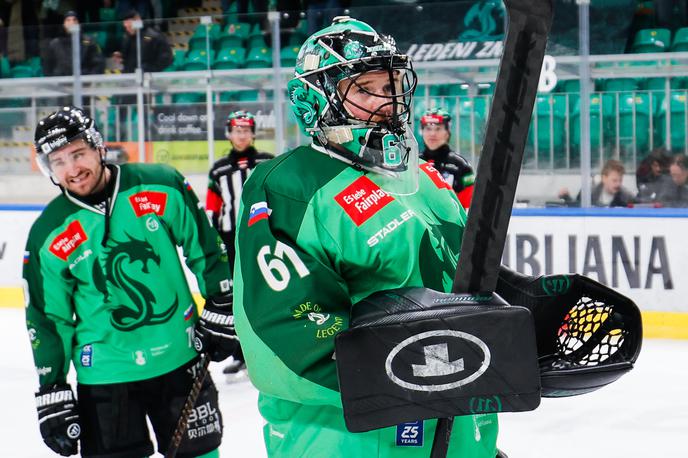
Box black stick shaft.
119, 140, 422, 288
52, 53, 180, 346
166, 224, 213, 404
430, 1, 553, 457
165, 353, 210, 458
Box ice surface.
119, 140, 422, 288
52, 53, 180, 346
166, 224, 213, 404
3, 308, 685, 457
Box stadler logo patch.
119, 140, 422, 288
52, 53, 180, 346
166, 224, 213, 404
129, 191, 168, 217
334, 176, 394, 226
49, 220, 88, 261
385, 330, 491, 392
420, 163, 452, 190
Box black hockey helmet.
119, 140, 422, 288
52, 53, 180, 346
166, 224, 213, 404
34, 106, 104, 177
497, 267, 643, 397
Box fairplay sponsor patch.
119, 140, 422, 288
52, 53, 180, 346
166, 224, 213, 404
49, 220, 88, 261
334, 176, 394, 226
129, 191, 168, 217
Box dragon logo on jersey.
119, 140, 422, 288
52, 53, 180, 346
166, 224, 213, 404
104, 237, 178, 331
418, 210, 463, 292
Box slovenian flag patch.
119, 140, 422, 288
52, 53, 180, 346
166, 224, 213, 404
184, 304, 195, 321
23, 251, 30, 264
248, 201, 271, 226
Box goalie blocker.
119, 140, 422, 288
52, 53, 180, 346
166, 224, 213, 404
335, 268, 642, 433
335, 289, 541, 433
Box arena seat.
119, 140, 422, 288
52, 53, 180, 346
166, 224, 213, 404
218, 22, 251, 49
671, 27, 688, 51
173, 92, 206, 104
246, 24, 266, 49
602, 78, 639, 92
279, 45, 300, 68
632, 28, 671, 53
213, 47, 245, 69
244, 46, 272, 68
603, 92, 652, 158
188, 23, 221, 52
532, 94, 568, 167
164, 49, 187, 72
656, 90, 688, 151
183, 49, 214, 71
571, 94, 605, 165
0, 56, 10, 78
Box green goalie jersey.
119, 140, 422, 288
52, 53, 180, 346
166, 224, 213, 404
234, 145, 498, 458
24, 163, 231, 387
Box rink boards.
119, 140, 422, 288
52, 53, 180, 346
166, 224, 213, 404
1, 206, 687, 339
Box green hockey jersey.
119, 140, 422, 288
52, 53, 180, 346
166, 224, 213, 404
24, 163, 231, 386
234, 145, 498, 457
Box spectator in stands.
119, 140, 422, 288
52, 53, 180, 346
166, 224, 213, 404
119, 9, 172, 73
4, 0, 40, 61
558, 159, 635, 207
117, 0, 153, 21
636, 148, 670, 203
655, 0, 688, 30
657, 154, 688, 207
0, 16, 6, 58
42, 11, 106, 77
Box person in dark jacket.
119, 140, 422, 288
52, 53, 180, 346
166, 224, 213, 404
657, 154, 688, 207
42, 11, 105, 77
636, 148, 671, 203
559, 159, 635, 207
120, 9, 172, 73
419, 107, 475, 209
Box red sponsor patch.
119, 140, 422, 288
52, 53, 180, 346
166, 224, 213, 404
129, 191, 168, 217
49, 220, 88, 261
334, 176, 394, 226
420, 163, 452, 190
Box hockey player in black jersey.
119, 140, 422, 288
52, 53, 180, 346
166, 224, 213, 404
420, 107, 475, 209
205, 110, 272, 381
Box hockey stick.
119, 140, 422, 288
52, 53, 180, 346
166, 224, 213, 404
165, 353, 210, 458
430, 1, 553, 457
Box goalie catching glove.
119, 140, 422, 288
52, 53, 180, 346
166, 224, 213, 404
194, 293, 241, 362
496, 266, 642, 397
35, 384, 80, 456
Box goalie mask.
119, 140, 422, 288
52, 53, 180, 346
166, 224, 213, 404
287, 16, 419, 195
34, 106, 105, 178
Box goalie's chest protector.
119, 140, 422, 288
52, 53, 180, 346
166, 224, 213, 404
304, 159, 466, 301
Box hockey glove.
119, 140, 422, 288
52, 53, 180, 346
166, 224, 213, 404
35, 384, 80, 456
194, 293, 241, 362
496, 265, 642, 397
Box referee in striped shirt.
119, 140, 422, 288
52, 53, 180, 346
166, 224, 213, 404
206, 110, 273, 380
